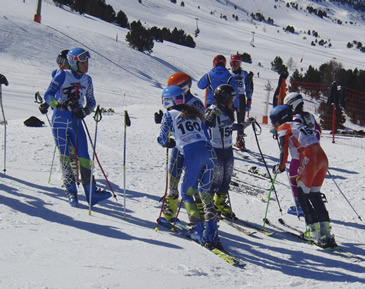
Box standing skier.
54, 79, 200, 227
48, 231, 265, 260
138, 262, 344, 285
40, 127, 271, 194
270, 105, 336, 248
197, 54, 239, 110
283, 92, 321, 216
205, 84, 254, 220
157, 85, 221, 249
39, 49, 70, 114
44, 47, 111, 207
229, 55, 253, 150
155, 72, 207, 223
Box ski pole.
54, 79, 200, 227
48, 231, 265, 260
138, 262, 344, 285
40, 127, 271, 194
0, 74, 9, 173
123, 110, 131, 220
88, 105, 102, 215
252, 120, 283, 214
327, 169, 362, 221
262, 173, 278, 230
285, 168, 301, 219
82, 119, 117, 199
155, 131, 171, 231
48, 145, 57, 183
35, 91, 58, 182
171, 199, 184, 232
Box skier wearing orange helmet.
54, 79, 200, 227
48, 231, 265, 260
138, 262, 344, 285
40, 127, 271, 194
155, 72, 208, 224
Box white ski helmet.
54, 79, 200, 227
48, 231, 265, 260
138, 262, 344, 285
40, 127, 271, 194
284, 92, 304, 111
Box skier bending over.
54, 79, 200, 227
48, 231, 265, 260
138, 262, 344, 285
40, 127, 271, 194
270, 105, 336, 248
44, 48, 111, 207
283, 92, 322, 217
157, 86, 221, 249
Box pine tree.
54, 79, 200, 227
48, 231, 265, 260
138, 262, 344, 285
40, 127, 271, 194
125, 21, 154, 53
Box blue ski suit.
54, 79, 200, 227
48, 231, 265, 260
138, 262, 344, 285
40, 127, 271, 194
44, 69, 96, 195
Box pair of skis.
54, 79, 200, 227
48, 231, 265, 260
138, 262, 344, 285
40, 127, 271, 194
265, 218, 364, 262
157, 217, 246, 268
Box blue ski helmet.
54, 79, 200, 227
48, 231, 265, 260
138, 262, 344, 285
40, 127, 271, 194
270, 105, 293, 124
161, 86, 185, 109
67, 48, 90, 71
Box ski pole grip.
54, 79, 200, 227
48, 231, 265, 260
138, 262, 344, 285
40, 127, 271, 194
94, 105, 102, 122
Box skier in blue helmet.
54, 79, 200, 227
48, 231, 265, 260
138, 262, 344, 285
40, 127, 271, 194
44, 48, 111, 207
157, 86, 220, 249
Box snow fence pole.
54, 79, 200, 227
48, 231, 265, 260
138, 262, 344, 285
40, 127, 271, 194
0, 74, 9, 173
251, 120, 283, 214
262, 173, 278, 230
123, 110, 131, 220
88, 105, 102, 215
327, 169, 362, 221
155, 131, 171, 231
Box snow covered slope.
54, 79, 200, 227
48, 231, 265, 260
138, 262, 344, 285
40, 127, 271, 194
0, 0, 364, 288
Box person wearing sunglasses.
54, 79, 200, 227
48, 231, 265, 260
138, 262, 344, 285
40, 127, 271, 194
44, 48, 111, 207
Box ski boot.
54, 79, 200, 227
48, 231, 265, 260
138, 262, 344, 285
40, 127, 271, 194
287, 198, 304, 217
84, 184, 112, 207
203, 221, 223, 250
65, 183, 78, 207
235, 136, 246, 151
303, 222, 322, 244
187, 221, 204, 244
161, 195, 179, 222
319, 221, 338, 248
214, 193, 237, 220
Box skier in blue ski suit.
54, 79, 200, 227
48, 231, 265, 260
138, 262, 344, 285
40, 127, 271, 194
157, 86, 221, 249
198, 54, 239, 110
44, 48, 111, 207
155, 72, 208, 223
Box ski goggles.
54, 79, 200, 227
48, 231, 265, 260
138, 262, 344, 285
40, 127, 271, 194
68, 51, 91, 62
56, 55, 68, 66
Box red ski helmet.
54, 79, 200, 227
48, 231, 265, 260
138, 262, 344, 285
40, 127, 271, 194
213, 54, 226, 67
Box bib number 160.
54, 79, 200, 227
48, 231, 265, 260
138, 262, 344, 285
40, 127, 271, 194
178, 121, 201, 134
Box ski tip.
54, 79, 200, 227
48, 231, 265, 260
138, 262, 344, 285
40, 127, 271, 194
154, 227, 159, 232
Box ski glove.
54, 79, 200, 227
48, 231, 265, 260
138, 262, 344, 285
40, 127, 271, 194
75, 108, 88, 119
272, 163, 285, 174
163, 138, 176, 148
154, 110, 163, 124
205, 107, 221, 124
39, 102, 49, 114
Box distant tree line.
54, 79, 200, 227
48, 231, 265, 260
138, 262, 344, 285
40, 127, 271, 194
126, 21, 196, 53
52, 0, 195, 53
289, 60, 365, 128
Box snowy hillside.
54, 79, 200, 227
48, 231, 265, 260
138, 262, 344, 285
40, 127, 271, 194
0, 0, 364, 288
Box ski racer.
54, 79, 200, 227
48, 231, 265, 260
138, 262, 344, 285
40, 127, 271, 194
155, 72, 207, 223
44, 48, 111, 207
197, 54, 239, 110
270, 105, 337, 248
205, 84, 254, 220
229, 55, 253, 150
283, 92, 322, 217
157, 85, 221, 249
